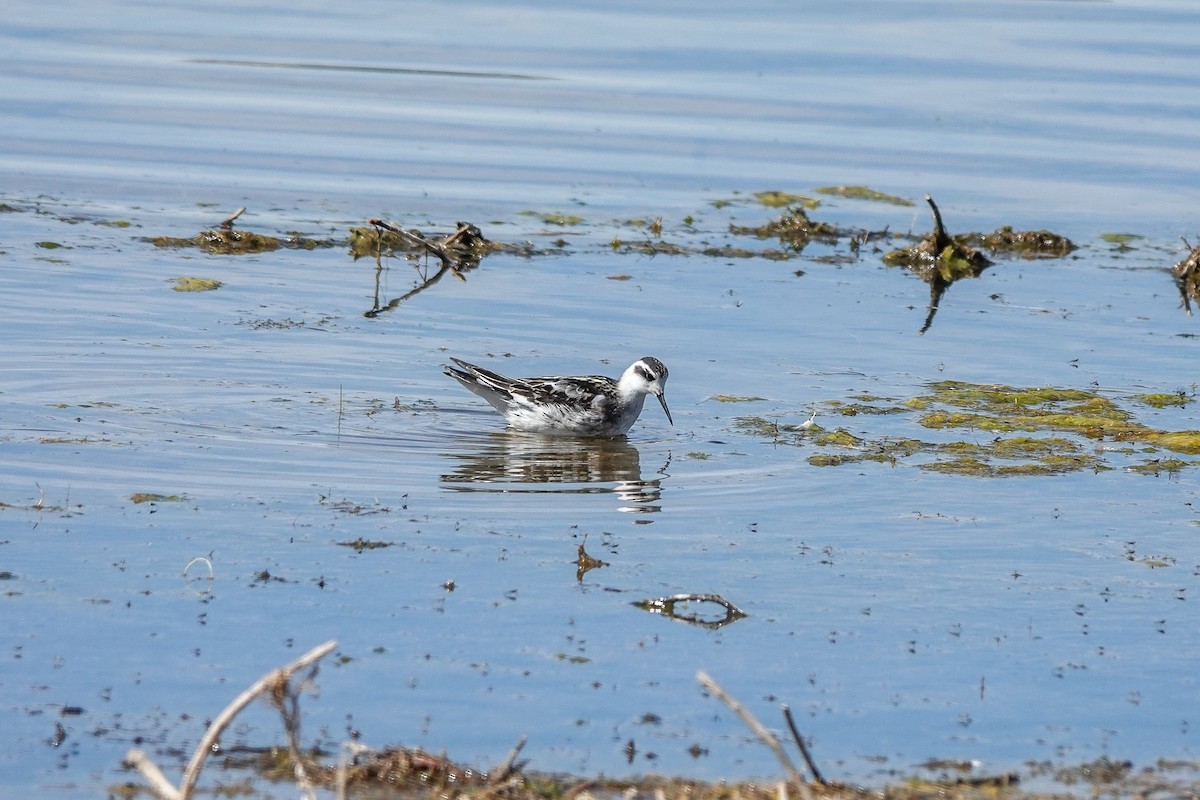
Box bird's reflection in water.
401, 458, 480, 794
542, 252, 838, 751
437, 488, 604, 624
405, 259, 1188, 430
441, 432, 668, 513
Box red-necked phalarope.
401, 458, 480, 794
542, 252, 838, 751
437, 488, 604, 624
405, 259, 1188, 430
444, 356, 673, 436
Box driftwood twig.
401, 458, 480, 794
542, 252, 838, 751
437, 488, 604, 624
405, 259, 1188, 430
634, 593, 747, 629
368, 218, 476, 269
218, 206, 246, 230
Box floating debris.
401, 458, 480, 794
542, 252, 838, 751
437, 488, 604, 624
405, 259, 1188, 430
730, 206, 840, 251
884, 195, 991, 333
149, 207, 331, 253
336, 538, 394, 552
349, 219, 491, 267
1134, 391, 1193, 409
576, 537, 608, 582
633, 593, 747, 628
966, 225, 1076, 258
353, 220, 497, 316
129, 492, 188, 504
883, 196, 988, 275
1172, 237, 1200, 313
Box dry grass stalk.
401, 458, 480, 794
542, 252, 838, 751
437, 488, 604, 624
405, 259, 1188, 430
696, 671, 811, 799
123, 639, 338, 800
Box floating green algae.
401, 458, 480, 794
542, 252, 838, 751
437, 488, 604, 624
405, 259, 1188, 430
815, 185, 914, 206
825, 399, 910, 416
172, 277, 222, 292
129, 492, 188, 504
915, 381, 1140, 439
609, 238, 692, 256
609, 238, 787, 260
520, 210, 585, 226
1144, 430, 1200, 454
733, 415, 816, 437
1101, 232, 1143, 251
1127, 458, 1195, 475
734, 380, 1200, 476
752, 190, 819, 209
1134, 391, 1192, 409
814, 429, 863, 448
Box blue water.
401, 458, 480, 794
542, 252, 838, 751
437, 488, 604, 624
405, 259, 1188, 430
2, 1, 1200, 797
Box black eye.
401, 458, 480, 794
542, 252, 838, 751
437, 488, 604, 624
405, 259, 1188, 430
635, 365, 654, 381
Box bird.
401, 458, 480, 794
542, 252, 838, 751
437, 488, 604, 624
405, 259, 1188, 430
444, 356, 673, 436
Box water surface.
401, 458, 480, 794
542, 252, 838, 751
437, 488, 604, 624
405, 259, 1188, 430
2, 1, 1200, 797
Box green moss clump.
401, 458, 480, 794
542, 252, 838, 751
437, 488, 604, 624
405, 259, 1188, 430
730, 207, 839, 250
197, 228, 280, 254
171, 277, 222, 292
968, 226, 1076, 258
807, 453, 857, 467
1145, 431, 1200, 455
815, 429, 862, 447
990, 436, 1080, 458
151, 229, 281, 254
349, 226, 412, 258
1135, 392, 1192, 409
1127, 458, 1193, 475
